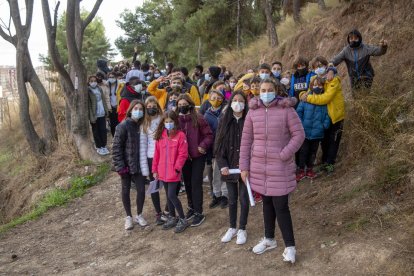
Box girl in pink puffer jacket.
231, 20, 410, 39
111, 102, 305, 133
240, 79, 305, 263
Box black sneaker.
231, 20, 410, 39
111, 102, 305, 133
191, 213, 205, 227
220, 196, 228, 209
209, 196, 221, 209
174, 218, 189, 233
155, 213, 165, 225
162, 216, 177, 230
185, 208, 195, 221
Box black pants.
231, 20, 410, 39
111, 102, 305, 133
121, 173, 146, 217
109, 107, 119, 137
352, 78, 373, 98
147, 158, 162, 214
91, 116, 107, 148
183, 156, 206, 214
298, 139, 320, 169
262, 194, 295, 247
227, 179, 249, 230
321, 120, 343, 165
163, 179, 181, 214
165, 182, 185, 219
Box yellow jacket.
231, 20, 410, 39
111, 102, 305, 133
115, 81, 125, 112
303, 76, 345, 124
234, 72, 255, 91
148, 80, 200, 109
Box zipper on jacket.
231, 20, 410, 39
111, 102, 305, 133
165, 137, 169, 180
354, 49, 359, 80
264, 107, 268, 194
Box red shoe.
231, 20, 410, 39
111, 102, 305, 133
296, 169, 306, 182
306, 168, 317, 179
254, 192, 263, 203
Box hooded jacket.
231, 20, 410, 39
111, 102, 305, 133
331, 29, 387, 87
239, 97, 305, 196
117, 83, 146, 122
147, 80, 201, 109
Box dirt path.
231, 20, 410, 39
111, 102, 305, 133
0, 172, 409, 275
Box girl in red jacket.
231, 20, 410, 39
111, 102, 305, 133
152, 110, 189, 233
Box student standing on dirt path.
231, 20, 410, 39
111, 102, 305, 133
240, 79, 305, 264
331, 29, 388, 96
112, 100, 150, 230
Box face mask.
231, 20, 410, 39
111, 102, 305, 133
297, 68, 308, 76
349, 40, 361, 48
260, 92, 276, 104
315, 67, 326, 76
134, 84, 142, 92
209, 99, 223, 108
251, 88, 260, 96
312, 87, 324, 94
171, 83, 182, 90
147, 107, 158, 116
231, 101, 245, 113
204, 74, 211, 81
280, 77, 290, 86
178, 105, 191, 114
97, 78, 103, 84
108, 78, 116, 83
260, 73, 270, 80
89, 82, 97, 88
272, 71, 281, 78
165, 122, 174, 131
229, 82, 236, 88
131, 110, 143, 119
154, 73, 161, 78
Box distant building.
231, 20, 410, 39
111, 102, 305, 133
0, 66, 17, 98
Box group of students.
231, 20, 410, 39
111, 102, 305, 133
86, 29, 387, 264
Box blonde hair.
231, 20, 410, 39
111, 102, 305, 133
143, 96, 163, 133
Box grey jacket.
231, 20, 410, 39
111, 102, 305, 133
331, 43, 387, 86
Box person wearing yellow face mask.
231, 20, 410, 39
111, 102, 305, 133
203, 90, 229, 209
249, 77, 261, 98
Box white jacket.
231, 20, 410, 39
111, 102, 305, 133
143, 116, 161, 159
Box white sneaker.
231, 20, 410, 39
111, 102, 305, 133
283, 246, 296, 264
135, 214, 148, 227
203, 176, 209, 183
125, 216, 134, 230
102, 147, 110, 155
221, 228, 237, 243
236, 229, 247, 245
252, 238, 277, 254
97, 148, 105, 156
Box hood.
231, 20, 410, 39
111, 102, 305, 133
97, 59, 110, 73
248, 96, 284, 110
121, 84, 140, 100
209, 66, 221, 79
347, 29, 362, 44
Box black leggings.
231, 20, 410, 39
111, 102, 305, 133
121, 173, 146, 217
165, 182, 185, 219
182, 156, 206, 214
147, 158, 162, 214
321, 120, 343, 165
90, 116, 107, 148
262, 194, 295, 247
298, 139, 320, 169
109, 107, 119, 137
227, 179, 249, 230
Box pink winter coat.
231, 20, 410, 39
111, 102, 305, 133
239, 97, 305, 196
152, 129, 188, 182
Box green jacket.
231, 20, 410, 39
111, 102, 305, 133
88, 86, 108, 123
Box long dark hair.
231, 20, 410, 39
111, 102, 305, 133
154, 110, 180, 140
176, 94, 199, 128
214, 91, 248, 156
125, 100, 146, 124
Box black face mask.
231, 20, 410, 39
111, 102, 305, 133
297, 68, 308, 76
178, 105, 191, 114
97, 78, 103, 84
349, 40, 361, 48
147, 108, 158, 116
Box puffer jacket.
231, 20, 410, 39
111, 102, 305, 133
147, 80, 201, 109
152, 129, 188, 182
296, 96, 331, 140
215, 115, 245, 183
112, 118, 149, 176
331, 29, 387, 87
303, 76, 345, 124
178, 113, 213, 159
239, 97, 305, 196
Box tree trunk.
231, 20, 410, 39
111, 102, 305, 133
264, 0, 278, 47
318, 0, 326, 10
197, 37, 202, 64
236, 0, 241, 49
293, 0, 301, 23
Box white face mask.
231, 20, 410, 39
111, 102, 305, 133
89, 82, 97, 88
154, 73, 161, 78
229, 82, 236, 89
231, 101, 245, 113
134, 84, 142, 92
280, 77, 290, 86
108, 78, 116, 83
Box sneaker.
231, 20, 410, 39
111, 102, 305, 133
125, 216, 134, 230
155, 213, 165, 225
296, 169, 306, 182
220, 196, 228, 209
134, 214, 148, 227
305, 168, 317, 179
97, 148, 106, 156
252, 238, 277, 254
325, 164, 335, 174
254, 193, 263, 204
282, 246, 296, 264
185, 209, 195, 221
203, 176, 209, 183
191, 213, 206, 227
162, 216, 178, 230
160, 212, 169, 222
236, 229, 247, 245
209, 196, 221, 209
179, 185, 186, 194
174, 218, 189, 233
221, 228, 237, 243
102, 147, 110, 155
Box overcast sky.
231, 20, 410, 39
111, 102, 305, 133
0, 0, 143, 67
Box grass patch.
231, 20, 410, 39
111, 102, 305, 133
346, 215, 370, 231
0, 163, 110, 234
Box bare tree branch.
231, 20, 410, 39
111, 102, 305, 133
0, 25, 16, 45
82, 0, 103, 31
24, 0, 34, 37
8, 0, 23, 37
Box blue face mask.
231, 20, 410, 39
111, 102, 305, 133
131, 110, 143, 119
165, 122, 174, 130
272, 71, 281, 78
315, 67, 326, 76
260, 73, 270, 80
260, 92, 276, 104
